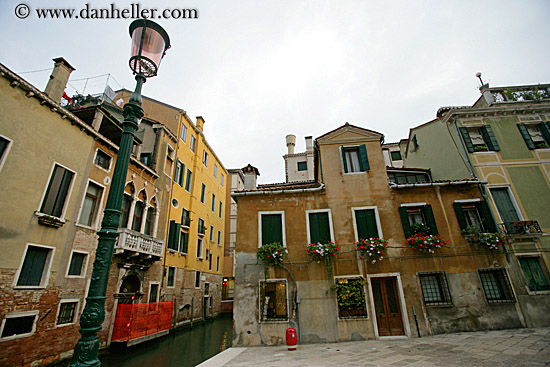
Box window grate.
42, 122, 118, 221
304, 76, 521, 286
478, 269, 515, 304
418, 272, 452, 306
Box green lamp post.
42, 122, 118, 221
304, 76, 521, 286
70, 19, 170, 367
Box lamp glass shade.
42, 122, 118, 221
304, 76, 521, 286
129, 20, 170, 77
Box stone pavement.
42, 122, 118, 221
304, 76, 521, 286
198, 328, 550, 367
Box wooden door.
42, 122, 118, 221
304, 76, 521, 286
371, 277, 405, 336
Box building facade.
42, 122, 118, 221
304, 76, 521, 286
232, 123, 520, 346
404, 82, 550, 327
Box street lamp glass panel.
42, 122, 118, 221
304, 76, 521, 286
129, 20, 170, 77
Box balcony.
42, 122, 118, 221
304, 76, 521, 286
499, 220, 542, 239
115, 228, 164, 258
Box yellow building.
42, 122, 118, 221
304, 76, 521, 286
163, 114, 228, 322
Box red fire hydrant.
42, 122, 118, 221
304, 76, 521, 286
286, 327, 297, 351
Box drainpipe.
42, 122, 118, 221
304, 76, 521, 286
315, 141, 324, 183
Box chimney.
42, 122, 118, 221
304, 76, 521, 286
305, 136, 313, 152
44, 57, 75, 103
196, 116, 205, 131
286, 134, 296, 155
242, 164, 260, 190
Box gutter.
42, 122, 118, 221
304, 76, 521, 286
231, 183, 325, 197
389, 180, 487, 189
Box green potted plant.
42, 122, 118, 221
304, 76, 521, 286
355, 238, 387, 263
410, 223, 431, 235
334, 279, 367, 318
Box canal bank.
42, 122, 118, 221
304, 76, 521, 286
198, 327, 550, 367
48, 315, 232, 367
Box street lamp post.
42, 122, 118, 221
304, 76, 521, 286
70, 20, 170, 367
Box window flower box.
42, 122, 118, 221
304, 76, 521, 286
257, 243, 286, 279
355, 238, 387, 264
406, 234, 447, 254
37, 215, 64, 228
306, 242, 340, 282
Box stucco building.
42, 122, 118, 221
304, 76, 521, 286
404, 81, 550, 327
232, 123, 521, 346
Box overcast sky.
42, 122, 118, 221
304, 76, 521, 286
1, 0, 549, 184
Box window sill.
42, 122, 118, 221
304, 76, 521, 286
35, 212, 66, 228
55, 322, 76, 328
0, 332, 35, 341
338, 317, 369, 321
424, 303, 454, 308
342, 171, 366, 175
259, 319, 289, 324
65, 275, 86, 279
13, 285, 46, 290
75, 223, 98, 231
526, 289, 550, 295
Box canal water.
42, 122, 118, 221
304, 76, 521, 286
100, 316, 233, 367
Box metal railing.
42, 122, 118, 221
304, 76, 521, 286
499, 220, 542, 237
116, 228, 164, 257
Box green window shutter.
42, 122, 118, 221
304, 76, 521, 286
478, 200, 497, 233
182, 232, 189, 253
520, 258, 550, 291
423, 205, 439, 235
355, 209, 379, 240
262, 214, 282, 245
358, 144, 370, 171
453, 203, 468, 231
398, 207, 412, 238
168, 220, 180, 250
539, 122, 550, 145
341, 146, 348, 173
481, 125, 500, 151
517, 124, 536, 150
17, 246, 49, 286
459, 127, 475, 153
309, 212, 331, 244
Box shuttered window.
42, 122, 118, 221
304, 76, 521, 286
341, 144, 370, 173
399, 204, 438, 238
261, 214, 283, 246
519, 257, 550, 292
459, 126, 500, 152
40, 164, 74, 218
354, 209, 379, 240
67, 252, 86, 276
308, 212, 331, 244
453, 200, 497, 233
16, 245, 52, 287
167, 220, 180, 251
518, 123, 550, 150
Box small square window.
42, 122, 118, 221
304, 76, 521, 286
67, 251, 87, 277
167, 266, 175, 287
390, 150, 402, 161
478, 268, 515, 304
341, 145, 369, 173
260, 280, 288, 321
418, 272, 452, 306
1, 312, 38, 339
57, 301, 78, 325
94, 149, 111, 170
297, 161, 307, 171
